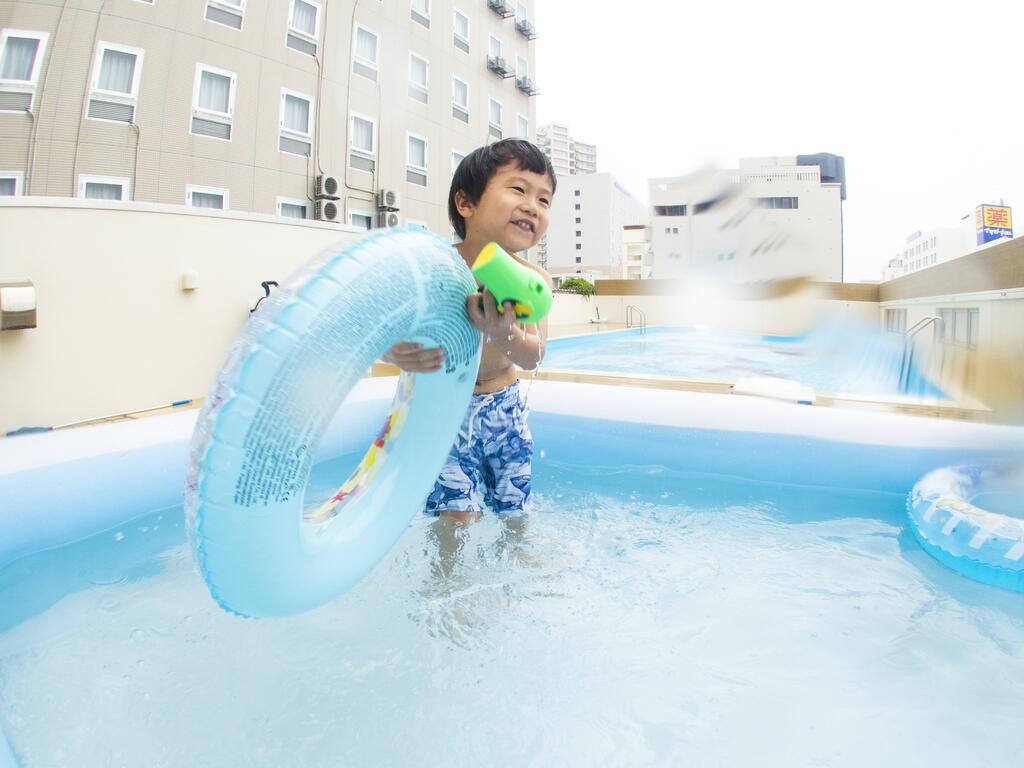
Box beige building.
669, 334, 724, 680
0, 0, 538, 234
622, 224, 651, 279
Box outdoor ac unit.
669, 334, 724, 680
377, 211, 401, 228
316, 174, 341, 199
377, 188, 400, 211
314, 199, 341, 222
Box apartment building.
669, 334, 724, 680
544, 172, 646, 281
0, 0, 538, 235
536, 121, 595, 178
649, 154, 847, 282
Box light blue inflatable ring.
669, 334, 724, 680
185, 227, 481, 618
907, 464, 1024, 592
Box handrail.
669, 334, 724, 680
625, 304, 647, 333
898, 315, 945, 393
904, 315, 944, 340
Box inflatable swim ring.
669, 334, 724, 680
907, 464, 1024, 592
185, 227, 481, 618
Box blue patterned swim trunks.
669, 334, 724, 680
424, 381, 532, 515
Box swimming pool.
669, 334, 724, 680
2, 380, 1023, 766
544, 324, 943, 398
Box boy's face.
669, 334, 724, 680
457, 163, 553, 253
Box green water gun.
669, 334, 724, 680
470, 242, 552, 324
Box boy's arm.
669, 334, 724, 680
467, 263, 552, 371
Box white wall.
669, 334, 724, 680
546, 173, 647, 280
0, 199, 363, 434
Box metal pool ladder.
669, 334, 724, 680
899, 315, 944, 393
626, 305, 647, 333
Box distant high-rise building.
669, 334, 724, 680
535, 122, 597, 268
536, 122, 596, 178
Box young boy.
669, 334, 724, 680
384, 139, 556, 522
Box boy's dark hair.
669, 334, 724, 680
448, 139, 557, 240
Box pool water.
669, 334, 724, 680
2, 450, 1022, 766
544, 325, 943, 398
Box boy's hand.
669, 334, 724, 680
467, 288, 516, 337
382, 342, 445, 372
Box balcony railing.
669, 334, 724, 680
487, 0, 515, 18
515, 76, 539, 96
516, 18, 538, 39
487, 56, 514, 79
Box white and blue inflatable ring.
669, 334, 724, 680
184, 227, 481, 617
907, 464, 1024, 592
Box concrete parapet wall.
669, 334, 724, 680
0, 199, 360, 435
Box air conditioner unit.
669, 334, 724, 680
377, 188, 401, 211
377, 211, 401, 228
314, 199, 341, 222
316, 174, 341, 199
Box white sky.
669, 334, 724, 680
534, 0, 1024, 282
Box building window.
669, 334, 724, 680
0, 171, 24, 196
488, 98, 502, 138
936, 307, 979, 349
349, 210, 374, 230
349, 113, 376, 172
452, 77, 469, 122
453, 9, 470, 52
87, 42, 144, 123
488, 35, 502, 60
279, 89, 313, 156
411, 0, 430, 27
0, 29, 49, 112
287, 0, 320, 56
406, 133, 427, 186
191, 64, 235, 140
353, 25, 379, 81
574, 190, 580, 196
517, 114, 528, 139
452, 149, 466, 174
575, 230, 581, 236
516, 55, 528, 80
575, 217, 580, 224
575, 256, 581, 263
654, 204, 687, 216
672, 227, 679, 234
78, 174, 129, 200
574, 203, 580, 210
186, 185, 228, 209
884, 308, 907, 333
408, 53, 429, 103
575, 244, 581, 250
754, 196, 799, 209
204, 0, 245, 31
277, 197, 309, 219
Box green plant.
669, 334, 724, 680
560, 277, 595, 298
